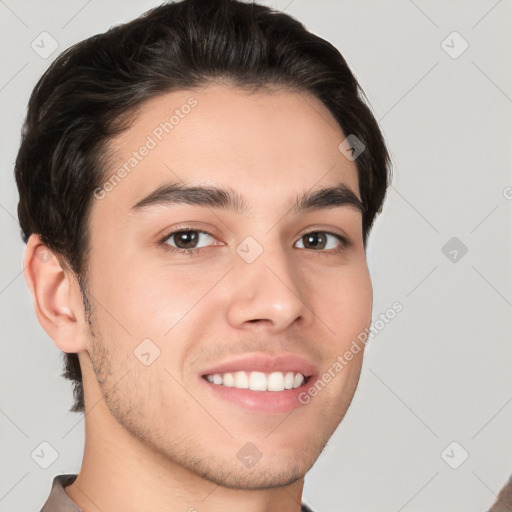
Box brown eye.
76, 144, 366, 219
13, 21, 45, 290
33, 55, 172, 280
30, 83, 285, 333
295, 231, 346, 252
170, 230, 199, 249
162, 229, 215, 252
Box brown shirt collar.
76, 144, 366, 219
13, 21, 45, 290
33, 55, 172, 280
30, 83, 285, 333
40, 474, 82, 512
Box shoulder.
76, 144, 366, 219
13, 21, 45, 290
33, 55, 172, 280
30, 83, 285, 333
488, 473, 512, 512
39, 474, 82, 512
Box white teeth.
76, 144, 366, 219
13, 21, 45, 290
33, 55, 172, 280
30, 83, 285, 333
234, 371, 249, 388
284, 371, 295, 389
267, 372, 284, 391
222, 373, 234, 387
249, 371, 267, 391
293, 373, 305, 388
204, 371, 307, 391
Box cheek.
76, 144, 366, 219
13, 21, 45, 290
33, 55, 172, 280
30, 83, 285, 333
316, 262, 373, 342
93, 256, 202, 340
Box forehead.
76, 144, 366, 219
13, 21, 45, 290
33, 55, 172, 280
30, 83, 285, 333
95, 84, 360, 219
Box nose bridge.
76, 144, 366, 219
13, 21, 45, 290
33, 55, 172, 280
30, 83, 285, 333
225, 233, 312, 330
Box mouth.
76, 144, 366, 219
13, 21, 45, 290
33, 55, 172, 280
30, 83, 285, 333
201, 370, 313, 392
199, 370, 317, 414
198, 352, 319, 414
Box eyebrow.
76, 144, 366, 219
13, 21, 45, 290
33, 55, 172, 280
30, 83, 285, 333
130, 181, 365, 216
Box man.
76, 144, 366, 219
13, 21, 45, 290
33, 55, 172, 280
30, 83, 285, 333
16, 0, 393, 510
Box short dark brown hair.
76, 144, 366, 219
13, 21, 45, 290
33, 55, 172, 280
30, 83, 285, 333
15, 0, 392, 413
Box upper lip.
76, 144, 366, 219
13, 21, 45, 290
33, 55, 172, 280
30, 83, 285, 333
199, 353, 319, 378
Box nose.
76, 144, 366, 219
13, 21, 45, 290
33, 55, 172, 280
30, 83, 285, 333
225, 240, 315, 332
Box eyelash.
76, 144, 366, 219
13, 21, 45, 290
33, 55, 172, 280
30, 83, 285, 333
157, 227, 348, 257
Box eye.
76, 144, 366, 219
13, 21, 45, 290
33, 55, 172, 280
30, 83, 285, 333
295, 231, 346, 253
160, 229, 216, 256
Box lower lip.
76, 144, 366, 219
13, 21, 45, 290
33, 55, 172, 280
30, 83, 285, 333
199, 374, 318, 414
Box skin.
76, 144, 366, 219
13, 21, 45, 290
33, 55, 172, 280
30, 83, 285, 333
24, 83, 373, 512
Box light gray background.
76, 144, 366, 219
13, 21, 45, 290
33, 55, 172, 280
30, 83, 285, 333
1, 1, 511, 511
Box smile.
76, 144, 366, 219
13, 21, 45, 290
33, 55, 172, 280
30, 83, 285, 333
203, 370, 310, 391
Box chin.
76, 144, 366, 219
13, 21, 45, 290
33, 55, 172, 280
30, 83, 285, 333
197, 460, 310, 490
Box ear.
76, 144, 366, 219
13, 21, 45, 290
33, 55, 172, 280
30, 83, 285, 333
23, 234, 89, 354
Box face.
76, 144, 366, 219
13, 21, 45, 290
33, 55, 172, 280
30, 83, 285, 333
81, 83, 373, 488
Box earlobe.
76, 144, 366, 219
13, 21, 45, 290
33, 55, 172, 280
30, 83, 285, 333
23, 234, 87, 354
